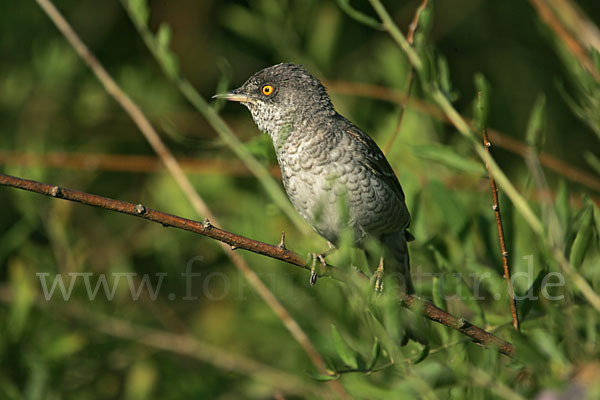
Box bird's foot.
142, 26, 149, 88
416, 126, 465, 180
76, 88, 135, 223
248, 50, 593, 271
309, 252, 327, 286
372, 257, 385, 293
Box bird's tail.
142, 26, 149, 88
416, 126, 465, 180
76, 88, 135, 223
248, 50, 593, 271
382, 230, 415, 294
382, 230, 429, 345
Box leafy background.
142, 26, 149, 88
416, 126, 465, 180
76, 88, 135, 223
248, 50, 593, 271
1, 0, 600, 398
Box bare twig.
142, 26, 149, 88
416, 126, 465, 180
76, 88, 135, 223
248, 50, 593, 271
34, 1, 340, 394
481, 125, 520, 331
0, 173, 516, 357
118, 0, 307, 231
367, 0, 600, 312
383, 0, 427, 155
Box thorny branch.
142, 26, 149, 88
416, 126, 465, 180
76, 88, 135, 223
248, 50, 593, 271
0, 173, 516, 358
34, 1, 342, 395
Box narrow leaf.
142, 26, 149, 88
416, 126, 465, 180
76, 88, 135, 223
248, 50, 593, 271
412, 145, 485, 175
336, 0, 383, 30
569, 205, 594, 268
331, 324, 358, 369
518, 267, 548, 321
474, 73, 491, 131
413, 345, 430, 364
126, 0, 150, 26
525, 94, 546, 149
305, 370, 340, 381
367, 338, 381, 370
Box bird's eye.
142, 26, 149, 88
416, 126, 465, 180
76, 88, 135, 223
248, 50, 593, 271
261, 85, 274, 96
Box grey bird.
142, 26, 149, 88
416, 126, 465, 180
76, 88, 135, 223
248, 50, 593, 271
215, 63, 414, 294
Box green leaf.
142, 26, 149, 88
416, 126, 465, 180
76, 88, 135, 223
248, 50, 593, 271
428, 180, 469, 235
569, 204, 594, 268
437, 55, 457, 101
413, 344, 430, 364
331, 324, 358, 369
156, 23, 171, 50
126, 0, 150, 27
525, 94, 546, 149
554, 179, 570, 234
412, 145, 485, 175
517, 267, 548, 321
432, 275, 447, 310
336, 0, 383, 30
367, 338, 381, 370
305, 370, 340, 381
156, 23, 179, 79
584, 151, 600, 176
474, 73, 491, 131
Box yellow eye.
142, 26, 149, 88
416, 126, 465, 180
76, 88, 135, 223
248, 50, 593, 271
261, 85, 274, 96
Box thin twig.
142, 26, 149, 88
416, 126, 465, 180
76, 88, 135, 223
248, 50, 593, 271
0, 173, 516, 357
4, 150, 598, 208
481, 123, 520, 331
366, 0, 600, 312
119, 0, 307, 232
34, 1, 341, 394
383, 0, 427, 154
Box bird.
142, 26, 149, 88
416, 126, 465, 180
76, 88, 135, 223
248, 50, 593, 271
214, 63, 415, 294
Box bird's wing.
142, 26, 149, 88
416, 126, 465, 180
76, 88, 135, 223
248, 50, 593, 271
342, 120, 407, 204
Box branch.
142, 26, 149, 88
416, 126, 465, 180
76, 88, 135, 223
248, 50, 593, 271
0, 173, 516, 357
481, 119, 520, 331
118, 0, 307, 231
34, 1, 341, 395
366, 0, 600, 312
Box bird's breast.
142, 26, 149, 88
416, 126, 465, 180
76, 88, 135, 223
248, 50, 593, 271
276, 135, 407, 244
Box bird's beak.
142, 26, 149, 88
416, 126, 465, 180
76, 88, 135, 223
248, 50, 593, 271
212, 90, 250, 103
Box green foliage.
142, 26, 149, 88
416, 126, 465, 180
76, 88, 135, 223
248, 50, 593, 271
1, 0, 600, 399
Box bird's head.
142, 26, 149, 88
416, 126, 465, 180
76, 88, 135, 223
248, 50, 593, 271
214, 63, 335, 140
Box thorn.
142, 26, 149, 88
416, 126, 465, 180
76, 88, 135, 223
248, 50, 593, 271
277, 231, 286, 250
230, 245, 238, 250
134, 203, 146, 215
50, 186, 62, 197
502, 251, 508, 257
458, 318, 471, 329
202, 218, 212, 230
492, 204, 499, 211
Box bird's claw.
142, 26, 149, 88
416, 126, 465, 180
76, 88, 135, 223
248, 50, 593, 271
373, 257, 385, 293
310, 253, 327, 286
